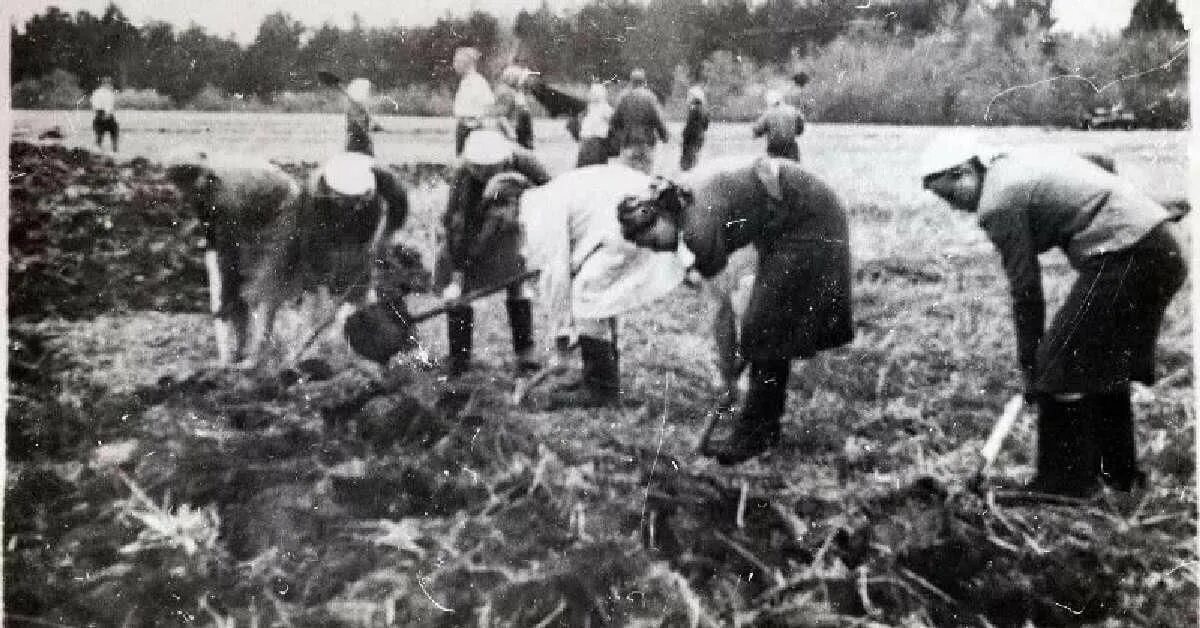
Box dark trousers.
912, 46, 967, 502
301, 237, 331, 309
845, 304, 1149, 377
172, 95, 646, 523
93, 112, 119, 149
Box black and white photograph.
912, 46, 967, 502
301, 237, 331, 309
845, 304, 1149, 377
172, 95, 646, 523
4, 0, 1195, 624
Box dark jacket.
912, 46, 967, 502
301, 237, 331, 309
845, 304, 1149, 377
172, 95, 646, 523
346, 103, 374, 155
683, 159, 853, 359
441, 149, 550, 288
975, 151, 1180, 392
610, 86, 668, 148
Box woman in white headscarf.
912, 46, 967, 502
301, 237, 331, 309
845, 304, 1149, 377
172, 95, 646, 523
520, 162, 689, 407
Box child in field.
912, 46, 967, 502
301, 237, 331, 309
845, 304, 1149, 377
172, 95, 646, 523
437, 127, 551, 377
495, 65, 535, 149
752, 90, 803, 161
920, 132, 1187, 497
91, 77, 119, 152
679, 86, 709, 171
452, 47, 496, 156
344, 78, 374, 156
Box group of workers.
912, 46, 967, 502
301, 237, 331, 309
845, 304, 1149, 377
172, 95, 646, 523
162, 47, 1186, 499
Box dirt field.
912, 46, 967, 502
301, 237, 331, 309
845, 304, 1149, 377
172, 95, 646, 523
8, 111, 1195, 626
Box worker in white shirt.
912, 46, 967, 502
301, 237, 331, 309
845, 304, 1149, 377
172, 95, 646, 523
452, 47, 496, 155
91, 76, 119, 152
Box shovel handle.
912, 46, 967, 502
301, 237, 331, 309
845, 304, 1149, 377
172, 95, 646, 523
978, 394, 1026, 473
408, 269, 540, 325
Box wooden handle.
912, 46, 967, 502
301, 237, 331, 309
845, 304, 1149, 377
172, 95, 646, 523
978, 394, 1026, 473
408, 269, 540, 324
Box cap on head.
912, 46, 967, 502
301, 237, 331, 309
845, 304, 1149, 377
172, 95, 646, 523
765, 90, 782, 106
462, 128, 514, 166
630, 68, 647, 84
918, 131, 990, 181
501, 65, 533, 87
792, 71, 810, 87
321, 152, 377, 196
346, 78, 371, 104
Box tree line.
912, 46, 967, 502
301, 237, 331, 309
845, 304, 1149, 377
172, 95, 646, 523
10, 0, 1188, 125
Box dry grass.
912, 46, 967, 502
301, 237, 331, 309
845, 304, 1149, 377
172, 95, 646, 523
6, 119, 1193, 626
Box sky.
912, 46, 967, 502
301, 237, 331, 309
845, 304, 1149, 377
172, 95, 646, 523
6, 0, 1188, 44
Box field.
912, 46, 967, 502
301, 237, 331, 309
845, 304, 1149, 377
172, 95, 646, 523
8, 110, 1195, 627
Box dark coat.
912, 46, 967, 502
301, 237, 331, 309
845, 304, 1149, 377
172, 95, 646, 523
438, 150, 551, 290
683, 159, 853, 360
610, 86, 668, 148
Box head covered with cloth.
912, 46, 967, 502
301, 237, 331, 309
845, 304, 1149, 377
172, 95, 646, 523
920, 130, 1187, 497
618, 156, 854, 464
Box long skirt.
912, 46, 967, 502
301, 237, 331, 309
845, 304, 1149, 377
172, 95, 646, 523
739, 240, 853, 360
1035, 222, 1187, 393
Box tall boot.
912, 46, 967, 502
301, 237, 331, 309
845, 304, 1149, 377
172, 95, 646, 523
1027, 396, 1100, 497
1094, 389, 1145, 491
505, 298, 540, 375
548, 335, 620, 408
445, 305, 474, 377
710, 359, 790, 466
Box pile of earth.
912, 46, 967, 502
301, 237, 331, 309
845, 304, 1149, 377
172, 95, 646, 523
8, 141, 441, 321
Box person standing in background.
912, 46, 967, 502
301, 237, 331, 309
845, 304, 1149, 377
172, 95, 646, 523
91, 77, 119, 152
452, 47, 495, 156
344, 78, 374, 156
576, 83, 613, 167
785, 71, 811, 119
609, 68, 668, 174
496, 65, 535, 149
679, 86, 709, 171
752, 90, 803, 161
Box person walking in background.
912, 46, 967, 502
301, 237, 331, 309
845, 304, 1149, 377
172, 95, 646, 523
610, 68, 668, 174
90, 76, 119, 152
752, 90, 803, 161
785, 71, 811, 119
920, 133, 1187, 497
496, 65, 535, 149
576, 83, 613, 167
344, 78, 374, 156
437, 127, 551, 378
452, 47, 495, 156
679, 86, 709, 171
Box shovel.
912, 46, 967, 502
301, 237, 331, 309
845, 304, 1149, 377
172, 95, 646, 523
968, 393, 1026, 492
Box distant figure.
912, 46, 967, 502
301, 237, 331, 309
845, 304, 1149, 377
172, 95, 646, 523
91, 77, 119, 152
576, 83, 613, 167
679, 86, 709, 171
753, 90, 803, 161
496, 65, 535, 149
610, 68, 668, 174
452, 47, 496, 156
785, 71, 810, 115
345, 77, 374, 156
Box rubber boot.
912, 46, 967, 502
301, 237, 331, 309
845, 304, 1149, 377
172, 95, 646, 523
505, 298, 540, 375
1027, 396, 1100, 497
1094, 389, 1146, 492
445, 305, 474, 378
710, 359, 790, 466
548, 335, 620, 408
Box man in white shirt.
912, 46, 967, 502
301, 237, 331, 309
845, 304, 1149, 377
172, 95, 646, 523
452, 47, 496, 155
90, 77, 119, 152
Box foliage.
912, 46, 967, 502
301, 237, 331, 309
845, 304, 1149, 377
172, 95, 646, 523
10, 0, 1186, 125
